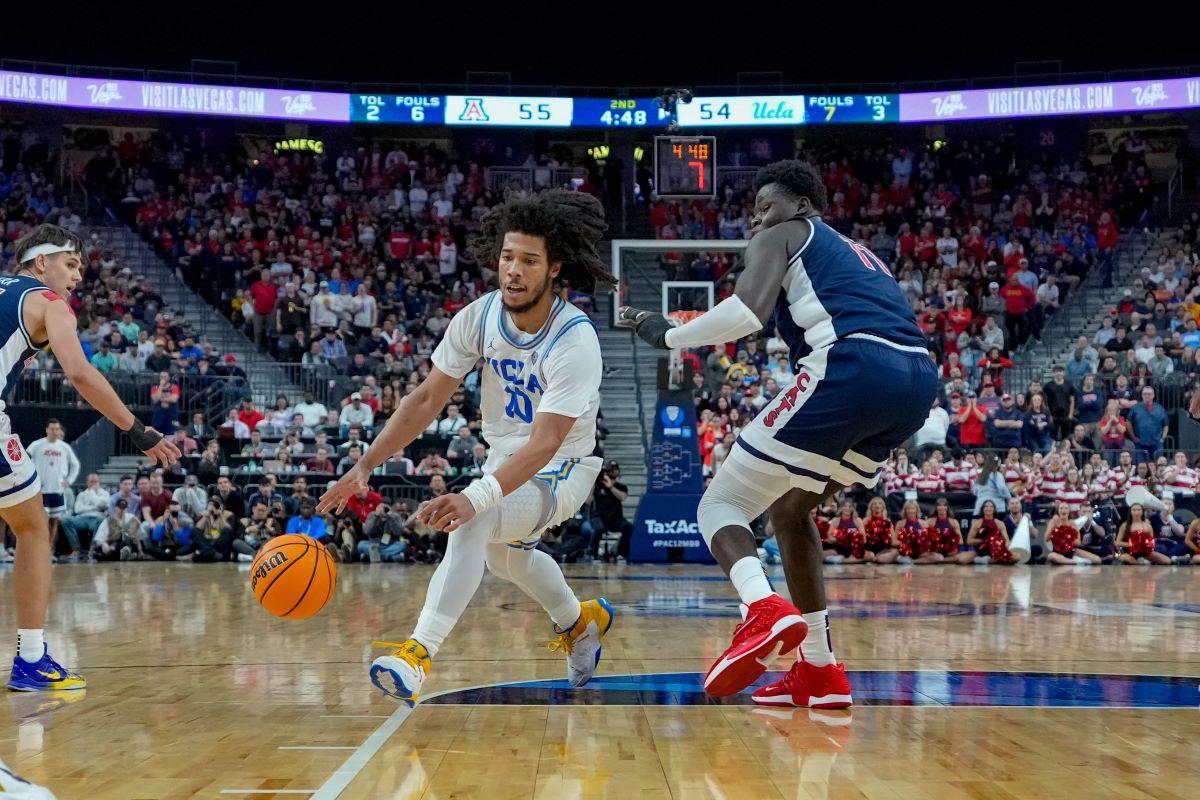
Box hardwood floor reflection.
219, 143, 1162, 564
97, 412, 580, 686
0, 562, 1196, 799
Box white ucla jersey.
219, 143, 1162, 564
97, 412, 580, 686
431, 291, 601, 461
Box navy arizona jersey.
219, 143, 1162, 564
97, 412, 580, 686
773, 216, 924, 360
0, 274, 52, 410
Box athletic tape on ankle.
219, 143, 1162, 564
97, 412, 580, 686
462, 474, 504, 513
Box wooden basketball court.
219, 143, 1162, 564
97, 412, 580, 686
1, 562, 1197, 799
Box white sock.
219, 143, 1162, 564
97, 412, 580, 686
17, 629, 43, 663
729, 556, 774, 605
799, 610, 836, 667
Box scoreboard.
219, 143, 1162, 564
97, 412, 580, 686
350, 95, 443, 124
348, 92, 898, 127
654, 136, 716, 198
805, 94, 898, 123
572, 98, 672, 127
675, 95, 806, 127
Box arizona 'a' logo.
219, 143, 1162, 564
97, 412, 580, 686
458, 97, 490, 122
6, 439, 23, 462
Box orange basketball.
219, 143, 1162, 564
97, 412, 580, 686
250, 534, 337, 619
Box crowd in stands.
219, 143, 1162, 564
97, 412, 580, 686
12, 405, 630, 566
665, 136, 1200, 566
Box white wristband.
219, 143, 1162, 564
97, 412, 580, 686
461, 474, 504, 513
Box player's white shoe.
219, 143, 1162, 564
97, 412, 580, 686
549, 598, 614, 687
369, 639, 431, 707
0, 758, 56, 800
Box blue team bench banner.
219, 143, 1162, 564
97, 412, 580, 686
631, 493, 714, 563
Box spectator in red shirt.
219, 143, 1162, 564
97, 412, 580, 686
304, 446, 336, 475
237, 398, 265, 433
249, 269, 279, 350
896, 222, 916, 259
977, 347, 1015, 391
442, 290, 468, 315
345, 486, 382, 525
1096, 211, 1119, 288
915, 222, 938, 264
957, 392, 988, 448
999, 273, 1036, 348
387, 227, 413, 262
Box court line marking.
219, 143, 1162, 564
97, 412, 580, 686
304, 669, 1200, 797
220, 791, 317, 796
278, 746, 357, 750
318, 714, 391, 719
308, 702, 414, 800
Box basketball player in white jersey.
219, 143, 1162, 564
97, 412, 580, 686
319, 191, 616, 706
2, 224, 178, 696
27, 420, 80, 559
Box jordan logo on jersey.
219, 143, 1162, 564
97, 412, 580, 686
487, 357, 545, 423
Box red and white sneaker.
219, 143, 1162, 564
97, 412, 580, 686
703, 594, 807, 697
752, 660, 854, 709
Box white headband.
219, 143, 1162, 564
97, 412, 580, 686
20, 243, 79, 263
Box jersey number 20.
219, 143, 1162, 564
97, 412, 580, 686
504, 385, 534, 423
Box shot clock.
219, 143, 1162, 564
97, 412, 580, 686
654, 136, 716, 198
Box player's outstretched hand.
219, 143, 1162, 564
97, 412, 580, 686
125, 420, 180, 467
316, 464, 369, 515
416, 493, 476, 532
618, 306, 674, 349
1190, 390, 1200, 420
142, 431, 181, 468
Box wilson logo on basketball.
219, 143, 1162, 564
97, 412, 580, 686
250, 551, 288, 590
6, 440, 23, 462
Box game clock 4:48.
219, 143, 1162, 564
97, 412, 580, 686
654, 136, 716, 199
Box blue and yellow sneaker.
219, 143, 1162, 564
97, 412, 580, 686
369, 639, 430, 707
548, 598, 614, 687
7, 647, 86, 692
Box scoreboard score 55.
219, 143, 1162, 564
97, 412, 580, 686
655, 136, 716, 199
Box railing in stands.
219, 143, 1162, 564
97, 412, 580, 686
716, 167, 758, 194
73, 418, 117, 480
1167, 164, 1185, 221
12, 370, 249, 429
484, 167, 588, 195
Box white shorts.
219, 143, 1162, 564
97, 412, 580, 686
486, 454, 602, 549
0, 414, 41, 510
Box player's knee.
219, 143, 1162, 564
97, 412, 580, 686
484, 541, 531, 582
696, 482, 755, 547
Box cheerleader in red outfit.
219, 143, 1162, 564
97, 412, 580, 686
816, 508, 837, 557
927, 497, 964, 560
896, 500, 943, 564
962, 500, 1015, 565
1044, 501, 1101, 565
863, 497, 899, 564
827, 499, 873, 564
1116, 503, 1172, 565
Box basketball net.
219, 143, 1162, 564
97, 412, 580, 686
666, 310, 705, 388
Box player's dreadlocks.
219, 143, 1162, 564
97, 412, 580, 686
470, 189, 615, 294
753, 160, 828, 214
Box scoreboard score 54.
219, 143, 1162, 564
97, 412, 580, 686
655, 136, 716, 199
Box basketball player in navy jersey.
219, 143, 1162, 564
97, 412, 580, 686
2, 224, 179, 693
622, 160, 937, 706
